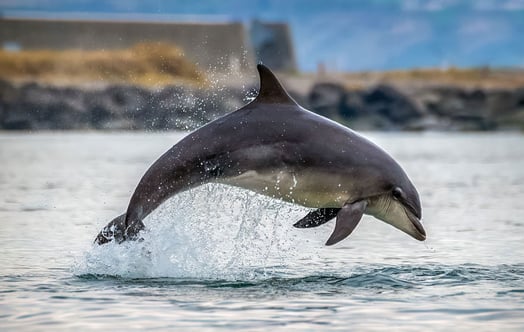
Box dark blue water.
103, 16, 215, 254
1, 132, 524, 331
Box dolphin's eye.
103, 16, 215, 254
392, 187, 403, 200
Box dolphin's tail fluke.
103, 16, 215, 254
94, 213, 145, 245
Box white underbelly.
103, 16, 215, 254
219, 169, 351, 208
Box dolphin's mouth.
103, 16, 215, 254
407, 210, 426, 241
401, 200, 425, 241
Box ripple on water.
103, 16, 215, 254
74, 263, 524, 299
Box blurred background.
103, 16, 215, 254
1, 0, 523, 131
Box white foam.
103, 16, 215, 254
74, 184, 318, 279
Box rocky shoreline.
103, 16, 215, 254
1, 78, 523, 131
305, 82, 524, 131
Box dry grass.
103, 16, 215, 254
341, 67, 524, 90
0, 42, 206, 87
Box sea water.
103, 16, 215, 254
1, 132, 523, 331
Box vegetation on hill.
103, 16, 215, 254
340, 67, 524, 90
0, 42, 206, 87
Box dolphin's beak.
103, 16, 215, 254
407, 210, 426, 241
402, 197, 425, 241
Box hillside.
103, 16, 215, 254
0, 42, 205, 87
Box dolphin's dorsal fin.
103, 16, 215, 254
254, 64, 297, 105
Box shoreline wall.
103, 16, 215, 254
0, 17, 298, 73
0, 18, 253, 72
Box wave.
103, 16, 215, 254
74, 184, 311, 279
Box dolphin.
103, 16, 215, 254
95, 64, 425, 246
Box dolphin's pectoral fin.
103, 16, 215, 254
293, 208, 341, 228
325, 201, 368, 246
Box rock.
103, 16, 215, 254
362, 85, 425, 125
0, 81, 246, 131
487, 87, 524, 130
308, 83, 427, 130
341, 90, 366, 118
422, 87, 488, 118
308, 82, 347, 118
414, 86, 524, 130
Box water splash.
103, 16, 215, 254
74, 184, 312, 279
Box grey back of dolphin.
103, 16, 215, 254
95, 64, 425, 246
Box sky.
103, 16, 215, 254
1, 0, 524, 71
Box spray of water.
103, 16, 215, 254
75, 184, 320, 280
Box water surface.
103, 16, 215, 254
1, 132, 523, 331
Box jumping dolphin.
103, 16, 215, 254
95, 64, 425, 246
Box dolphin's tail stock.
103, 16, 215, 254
94, 143, 210, 245
94, 213, 145, 245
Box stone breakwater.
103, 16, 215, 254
305, 82, 524, 131
0, 80, 249, 131
1, 79, 523, 131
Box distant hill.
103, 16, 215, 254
2, 0, 524, 71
